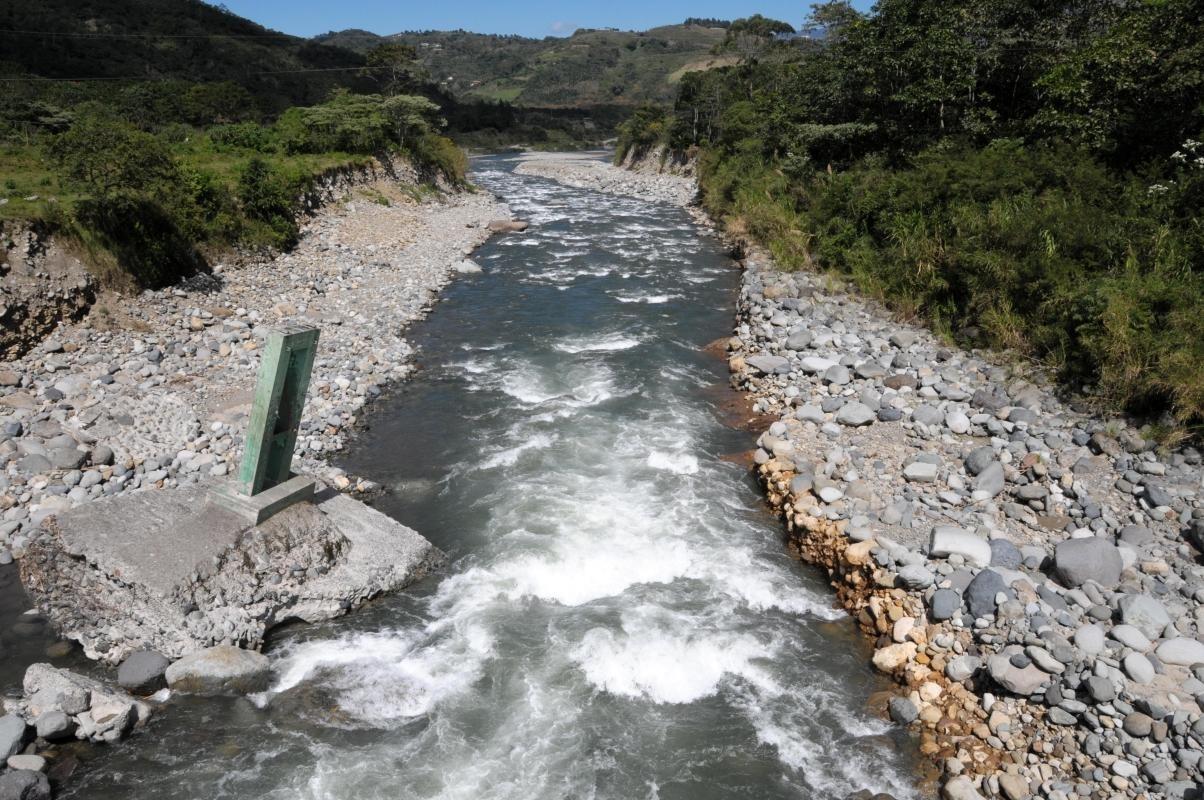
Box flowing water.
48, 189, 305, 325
62, 154, 921, 799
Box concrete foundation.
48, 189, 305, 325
20, 485, 444, 664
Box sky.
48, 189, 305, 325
218, 0, 876, 39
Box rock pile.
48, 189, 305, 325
514, 152, 696, 206
733, 253, 1204, 800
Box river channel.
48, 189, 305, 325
61, 153, 920, 799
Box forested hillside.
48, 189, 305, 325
0, 0, 372, 112
621, 1, 1204, 432
0, 0, 471, 292
317, 24, 732, 107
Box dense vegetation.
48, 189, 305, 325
0, 0, 492, 290
620, 1, 1204, 432
318, 24, 732, 108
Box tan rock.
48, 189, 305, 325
872, 642, 917, 673
844, 539, 877, 566
998, 773, 1030, 800
919, 681, 943, 702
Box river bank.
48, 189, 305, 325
0, 177, 506, 552
0, 169, 508, 793
519, 151, 1204, 800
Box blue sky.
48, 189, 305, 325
219, 0, 876, 39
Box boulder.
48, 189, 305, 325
117, 650, 170, 695
1118, 595, 1171, 640
0, 716, 28, 759
33, 711, 73, 742
929, 588, 962, 621
1073, 624, 1105, 656
23, 663, 147, 743
989, 539, 1022, 569
945, 655, 980, 682
872, 642, 917, 673
165, 646, 272, 695
835, 402, 875, 427
745, 355, 790, 376
486, 219, 528, 233
988, 651, 1049, 696
1053, 537, 1122, 588
888, 696, 918, 724
966, 569, 1008, 618
964, 446, 996, 476
0, 770, 50, 800
942, 776, 985, 800
1156, 638, 1204, 667
903, 461, 939, 482
974, 462, 1005, 498
897, 564, 934, 590
1123, 653, 1156, 684
929, 527, 992, 568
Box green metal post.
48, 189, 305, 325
237, 323, 320, 496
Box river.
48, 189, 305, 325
60, 154, 920, 799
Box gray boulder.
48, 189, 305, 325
0, 716, 28, 758
117, 650, 170, 695
974, 462, 1005, 498
33, 711, 73, 741
896, 564, 934, 590
746, 355, 790, 376
1156, 638, 1204, 666
835, 402, 875, 427
929, 588, 962, 621
966, 569, 1008, 618
1119, 595, 1171, 640
989, 539, 1022, 569
165, 646, 271, 695
0, 770, 50, 800
888, 696, 918, 724
1053, 537, 1122, 588
988, 650, 1049, 696
964, 446, 996, 476
945, 655, 980, 682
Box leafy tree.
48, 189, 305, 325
364, 43, 425, 97
48, 115, 177, 199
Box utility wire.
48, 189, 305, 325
0, 27, 303, 40
0, 66, 388, 83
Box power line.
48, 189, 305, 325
0, 66, 387, 84
0, 27, 302, 40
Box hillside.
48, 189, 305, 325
317, 24, 733, 107
0, 0, 371, 111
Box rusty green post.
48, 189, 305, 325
238, 323, 320, 496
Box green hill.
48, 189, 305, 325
0, 0, 371, 112
316, 24, 733, 108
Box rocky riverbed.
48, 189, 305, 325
0, 180, 506, 560
525, 151, 1204, 800
514, 150, 696, 206
0, 171, 507, 795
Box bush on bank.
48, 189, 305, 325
6, 90, 469, 290
618, 0, 1204, 432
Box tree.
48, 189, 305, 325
48, 115, 176, 199
363, 43, 424, 97
382, 94, 442, 147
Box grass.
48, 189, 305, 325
0, 143, 83, 221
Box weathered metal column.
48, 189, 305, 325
212, 323, 320, 523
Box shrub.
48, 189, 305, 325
237, 158, 299, 248
211, 122, 275, 152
